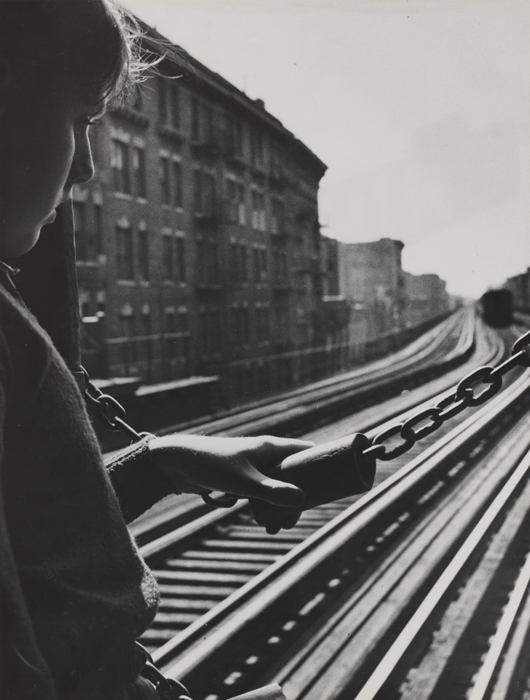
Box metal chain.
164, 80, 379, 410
81, 367, 146, 442
81, 329, 530, 466
362, 329, 530, 462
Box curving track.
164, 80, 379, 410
129, 308, 477, 547
125, 311, 530, 700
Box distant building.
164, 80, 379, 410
339, 239, 406, 349
505, 268, 530, 312
403, 272, 450, 328
75, 22, 338, 406
320, 236, 350, 372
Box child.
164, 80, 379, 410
0, 1, 311, 697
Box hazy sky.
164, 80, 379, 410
120, 0, 530, 298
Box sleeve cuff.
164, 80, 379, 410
105, 436, 179, 524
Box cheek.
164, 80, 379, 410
35, 126, 76, 189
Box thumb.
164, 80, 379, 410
252, 475, 306, 508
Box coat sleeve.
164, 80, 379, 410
104, 437, 179, 524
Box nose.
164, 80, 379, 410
68, 129, 95, 186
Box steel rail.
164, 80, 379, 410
135, 309, 471, 442
130, 310, 480, 545
354, 432, 530, 700
136, 312, 491, 555
155, 368, 530, 696
190, 310, 473, 438
467, 546, 530, 700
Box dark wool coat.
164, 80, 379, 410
0, 264, 176, 699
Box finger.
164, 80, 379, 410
256, 436, 315, 458
250, 437, 315, 474
251, 501, 301, 532
266, 523, 282, 535
265, 513, 300, 535
250, 475, 306, 507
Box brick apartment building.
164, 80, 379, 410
75, 23, 335, 406
505, 268, 530, 312
403, 272, 451, 328
339, 239, 452, 361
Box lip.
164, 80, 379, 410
45, 210, 57, 224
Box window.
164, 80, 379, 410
226, 180, 238, 223
260, 249, 268, 282
96, 290, 106, 316
203, 104, 214, 144
116, 224, 134, 280
272, 248, 288, 286
226, 114, 244, 160
237, 184, 246, 225
162, 231, 175, 280
164, 308, 183, 377
250, 131, 264, 169
193, 170, 202, 213
253, 247, 268, 284
273, 304, 289, 343
194, 170, 216, 216
226, 179, 246, 224
202, 173, 216, 216
111, 139, 131, 194
229, 241, 238, 280
169, 82, 180, 129
239, 244, 248, 283
231, 306, 240, 344
196, 237, 219, 286
271, 199, 285, 235
160, 155, 170, 206
158, 78, 168, 124
242, 307, 250, 345
251, 190, 266, 231
176, 236, 186, 282
138, 228, 149, 281
192, 98, 200, 141
256, 305, 270, 343
199, 305, 221, 355
173, 160, 183, 208
132, 146, 147, 199
270, 143, 283, 179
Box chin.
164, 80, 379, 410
1, 227, 42, 259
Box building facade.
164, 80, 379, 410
339, 239, 453, 362
403, 272, 451, 328
75, 25, 333, 406
339, 239, 406, 350
505, 268, 530, 312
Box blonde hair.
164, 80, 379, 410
0, 0, 156, 106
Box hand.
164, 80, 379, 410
148, 434, 314, 531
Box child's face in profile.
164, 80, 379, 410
0, 63, 103, 259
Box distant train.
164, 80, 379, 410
479, 289, 513, 328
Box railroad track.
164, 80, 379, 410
130, 322, 530, 700
129, 308, 477, 547
132, 320, 499, 644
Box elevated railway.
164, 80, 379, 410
129, 308, 476, 545
122, 311, 530, 700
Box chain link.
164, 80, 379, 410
81, 367, 145, 442
81, 329, 530, 467
362, 328, 530, 462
